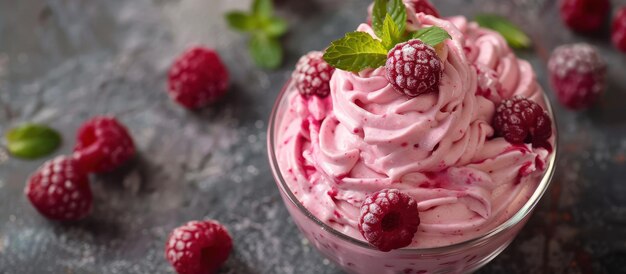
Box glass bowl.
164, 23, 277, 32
267, 80, 558, 274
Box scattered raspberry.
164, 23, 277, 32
406, 0, 440, 18
559, 0, 610, 33
493, 96, 552, 148
358, 189, 420, 252
612, 7, 626, 53
166, 220, 233, 274
24, 155, 92, 221
548, 43, 607, 109
292, 51, 335, 98
73, 116, 135, 173
385, 39, 442, 97
168, 47, 229, 109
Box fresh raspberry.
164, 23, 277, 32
292, 51, 335, 98
165, 220, 233, 274
385, 39, 442, 97
24, 155, 92, 221
612, 7, 626, 53
168, 47, 229, 109
73, 116, 135, 173
548, 43, 607, 109
405, 0, 440, 18
358, 189, 420, 252
493, 96, 552, 148
559, 0, 610, 33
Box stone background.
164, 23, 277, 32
1, 0, 625, 273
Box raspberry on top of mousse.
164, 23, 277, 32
385, 39, 443, 97
292, 51, 335, 98
359, 189, 420, 252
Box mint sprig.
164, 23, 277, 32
411, 26, 452, 46
5, 123, 62, 159
323, 32, 388, 72
225, 0, 288, 69
475, 14, 531, 49
323, 0, 451, 72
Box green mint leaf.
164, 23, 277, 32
412, 26, 451, 46
6, 123, 62, 159
372, 0, 407, 39
262, 17, 288, 37
253, 0, 273, 18
475, 14, 531, 49
381, 14, 402, 49
323, 31, 388, 72
249, 34, 282, 69
225, 12, 256, 32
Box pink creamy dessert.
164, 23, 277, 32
269, 3, 556, 274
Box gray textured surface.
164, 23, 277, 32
1, 0, 626, 273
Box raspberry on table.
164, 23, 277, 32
559, 0, 610, 33
612, 7, 626, 53
292, 51, 335, 98
493, 96, 552, 148
385, 39, 442, 97
73, 116, 135, 173
24, 155, 93, 221
406, 0, 440, 18
548, 43, 607, 110
165, 220, 233, 274
358, 189, 420, 252
168, 47, 229, 109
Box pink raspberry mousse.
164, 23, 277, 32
275, 13, 554, 249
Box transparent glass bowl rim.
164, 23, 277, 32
267, 79, 558, 255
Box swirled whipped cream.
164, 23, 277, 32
275, 14, 554, 248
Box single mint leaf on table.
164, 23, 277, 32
5, 123, 62, 159
412, 26, 452, 46
323, 31, 388, 72
372, 0, 407, 38
475, 14, 531, 49
249, 34, 282, 69
381, 14, 402, 50
225, 12, 256, 32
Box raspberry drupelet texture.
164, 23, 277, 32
385, 39, 442, 97
493, 96, 552, 149
73, 116, 135, 173
25, 155, 93, 221
612, 7, 626, 53
559, 0, 610, 33
406, 0, 440, 17
165, 220, 233, 274
168, 47, 229, 109
293, 51, 335, 98
548, 43, 607, 109
358, 189, 420, 252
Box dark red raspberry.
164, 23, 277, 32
612, 7, 626, 53
493, 96, 552, 148
385, 39, 442, 97
165, 220, 233, 274
548, 43, 607, 109
292, 51, 335, 98
358, 189, 420, 252
24, 155, 92, 221
73, 116, 135, 173
559, 0, 610, 33
406, 0, 440, 18
168, 47, 229, 109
